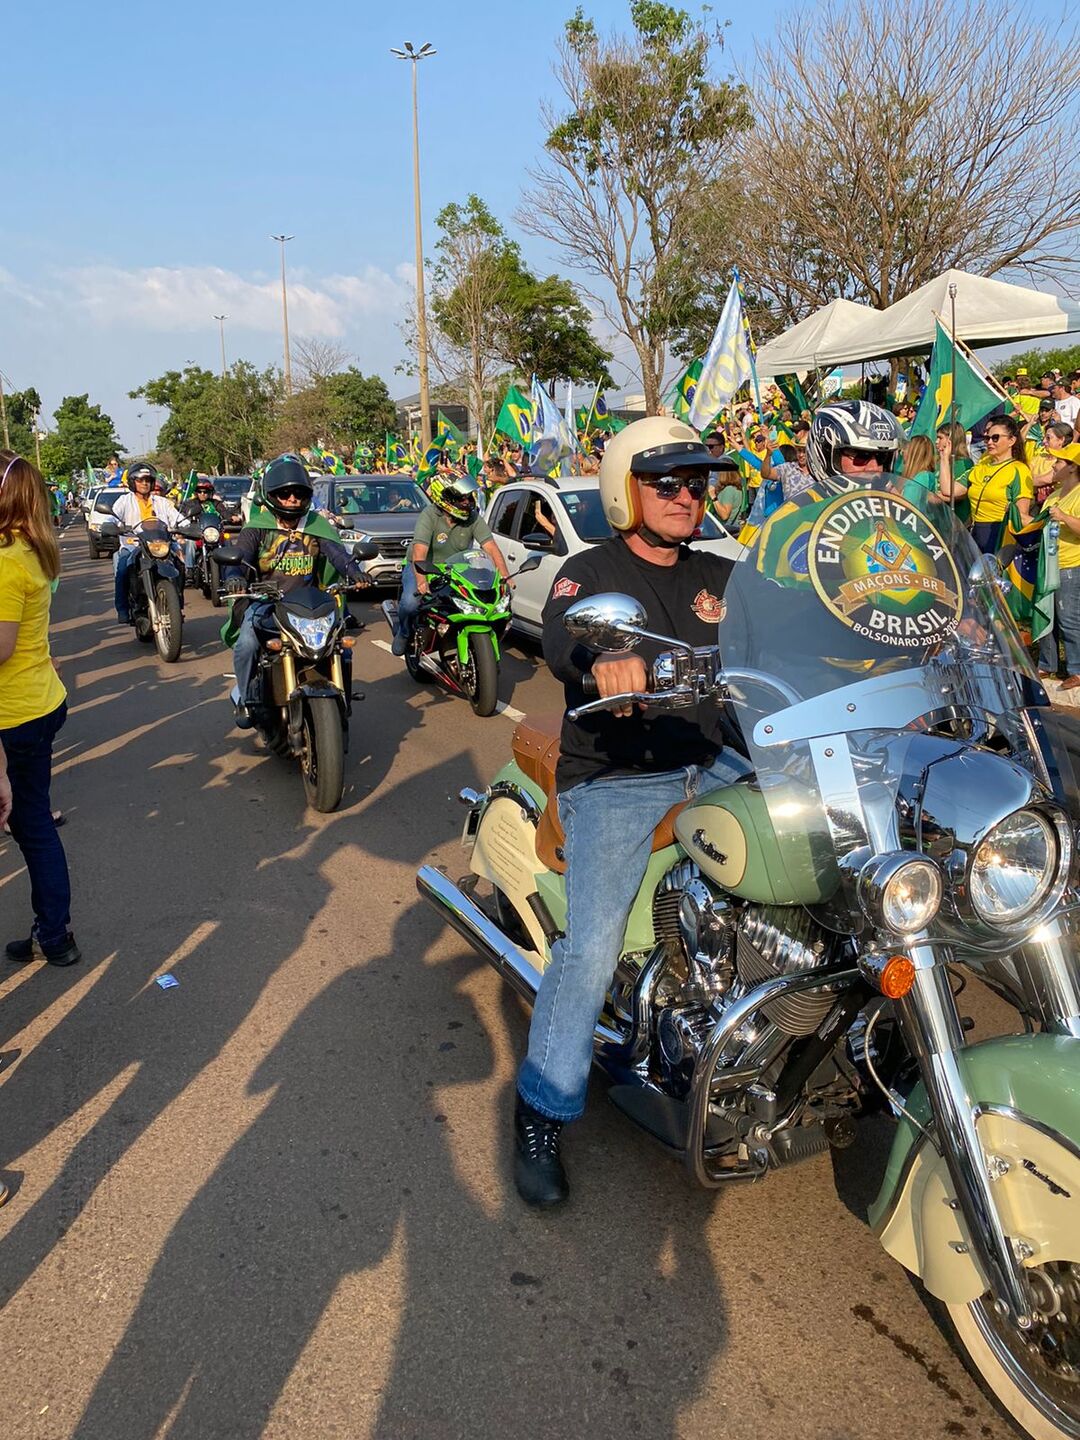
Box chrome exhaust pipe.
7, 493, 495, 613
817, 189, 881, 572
417, 865, 543, 1003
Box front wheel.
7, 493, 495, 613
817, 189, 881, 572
462, 631, 499, 717
154, 580, 183, 662
947, 1274, 1080, 1439
301, 696, 344, 812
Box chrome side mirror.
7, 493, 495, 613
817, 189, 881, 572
969, 553, 1011, 595
563, 592, 648, 651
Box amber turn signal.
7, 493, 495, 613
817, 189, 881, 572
880, 956, 916, 999
341, 635, 356, 649
265, 638, 283, 652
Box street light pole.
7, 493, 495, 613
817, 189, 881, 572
213, 314, 228, 378
391, 41, 436, 450
271, 235, 294, 396
0, 371, 9, 450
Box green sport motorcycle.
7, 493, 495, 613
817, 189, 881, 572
382, 549, 526, 717
419, 479, 1080, 1438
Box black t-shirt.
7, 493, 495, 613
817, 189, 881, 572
542, 536, 735, 791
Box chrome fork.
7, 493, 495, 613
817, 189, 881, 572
897, 943, 1036, 1330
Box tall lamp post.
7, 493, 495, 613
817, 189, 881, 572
391, 40, 436, 450
271, 235, 294, 396
213, 314, 228, 378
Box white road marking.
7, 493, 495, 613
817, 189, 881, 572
370, 638, 394, 654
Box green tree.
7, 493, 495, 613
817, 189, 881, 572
52, 393, 121, 472
323, 369, 397, 447
497, 263, 613, 387
994, 345, 1080, 383
131, 363, 281, 472
520, 3, 751, 411
2, 387, 42, 458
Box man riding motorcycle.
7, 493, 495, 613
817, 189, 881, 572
179, 479, 234, 583
223, 454, 368, 729
512, 417, 753, 1207
391, 473, 512, 656
110, 463, 186, 624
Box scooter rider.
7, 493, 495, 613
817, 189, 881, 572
391, 473, 512, 655
110, 463, 185, 625
224, 454, 368, 729
513, 417, 751, 1208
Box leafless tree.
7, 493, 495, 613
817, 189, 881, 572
292, 337, 353, 391
733, 0, 1080, 331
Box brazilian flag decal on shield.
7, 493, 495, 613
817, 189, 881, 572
806, 491, 963, 648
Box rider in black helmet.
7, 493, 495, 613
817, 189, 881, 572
224, 455, 368, 728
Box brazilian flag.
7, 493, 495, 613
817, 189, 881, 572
752, 489, 835, 587
775, 374, 809, 418
669, 359, 704, 425
911, 321, 1003, 438
495, 386, 532, 446
1000, 483, 1058, 644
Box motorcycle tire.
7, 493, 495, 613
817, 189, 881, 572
301, 696, 344, 813
210, 575, 223, 608
404, 644, 432, 683
464, 631, 499, 717
134, 612, 154, 644
944, 1284, 1080, 1439
87, 534, 101, 559
154, 581, 183, 663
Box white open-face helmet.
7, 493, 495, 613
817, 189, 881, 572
598, 416, 723, 532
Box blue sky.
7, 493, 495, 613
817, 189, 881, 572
0, 0, 767, 452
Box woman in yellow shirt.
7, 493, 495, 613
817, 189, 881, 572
0, 451, 78, 968
1039, 444, 1080, 689
945, 415, 1033, 554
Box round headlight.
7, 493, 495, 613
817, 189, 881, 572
970, 809, 1057, 925
146, 539, 171, 558
203, 526, 221, 543
858, 853, 942, 934
881, 860, 942, 933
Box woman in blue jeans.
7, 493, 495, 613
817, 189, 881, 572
0, 450, 78, 972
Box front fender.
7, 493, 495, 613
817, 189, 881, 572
870, 1033, 1080, 1303
455, 624, 500, 666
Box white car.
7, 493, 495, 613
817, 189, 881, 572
85, 486, 125, 558
485, 477, 742, 638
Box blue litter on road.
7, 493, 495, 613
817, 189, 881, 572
155, 973, 179, 990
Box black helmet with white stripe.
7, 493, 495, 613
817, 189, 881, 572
806, 400, 904, 483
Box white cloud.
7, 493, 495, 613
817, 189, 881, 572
0, 267, 46, 309
54, 262, 412, 337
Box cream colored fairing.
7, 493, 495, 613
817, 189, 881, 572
470, 797, 551, 958
876, 1111, 1080, 1304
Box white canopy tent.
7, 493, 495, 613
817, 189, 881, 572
754, 298, 875, 378
754, 269, 1080, 375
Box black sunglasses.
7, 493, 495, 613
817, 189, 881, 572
640, 474, 710, 500
274, 486, 310, 501
986, 432, 1010, 442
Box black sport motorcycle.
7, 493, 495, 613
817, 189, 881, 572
214, 543, 376, 812
103, 518, 202, 663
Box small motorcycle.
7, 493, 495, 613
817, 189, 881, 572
195, 514, 243, 607
419, 479, 1080, 1438
101, 518, 201, 663
381, 550, 537, 717
213, 544, 376, 812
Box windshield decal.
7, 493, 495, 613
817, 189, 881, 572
807, 491, 962, 647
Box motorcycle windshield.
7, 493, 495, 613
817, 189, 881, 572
715, 474, 1079, 896
448, 549, 498, 591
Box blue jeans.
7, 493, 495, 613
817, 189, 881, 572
517, 753, 751, 1121
233, 603, 276, 707
1, 703, 71, 946
114, 545, 138, 618
183, 539, 197, 570
1039, 565, 1080, 676
395, 563, 423, 643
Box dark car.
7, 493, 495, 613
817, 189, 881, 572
310, 475, 426, 587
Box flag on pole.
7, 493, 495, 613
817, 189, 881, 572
689, 279, 754, 432
495, 385, 533, 446
910, 321, 1003, 438
529, 376, 573, 475
669, 358, 705, 423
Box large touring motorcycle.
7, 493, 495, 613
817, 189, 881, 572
419, 478, 1080, 1438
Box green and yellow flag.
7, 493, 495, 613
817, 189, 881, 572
495, 386, 532, 446
669, 358, 704, 424
911, 321, 1003, 438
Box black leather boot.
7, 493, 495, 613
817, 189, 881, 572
514, 1096, 569, 1208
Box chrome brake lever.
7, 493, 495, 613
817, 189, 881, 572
566, 686, 699, 721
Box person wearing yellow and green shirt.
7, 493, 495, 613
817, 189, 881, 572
1038, 444, 1080, 689
943, 414, 1032, 553
0, 450, 78, 973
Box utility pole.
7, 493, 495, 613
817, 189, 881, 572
391, 41, 436, 449
213, 314, 228, 378
0, 371, 8, 450
271, 235, 294, 396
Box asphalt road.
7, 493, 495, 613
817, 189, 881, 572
0, 521, 1016, 1440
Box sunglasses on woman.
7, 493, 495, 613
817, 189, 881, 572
640, 473, 710, 500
